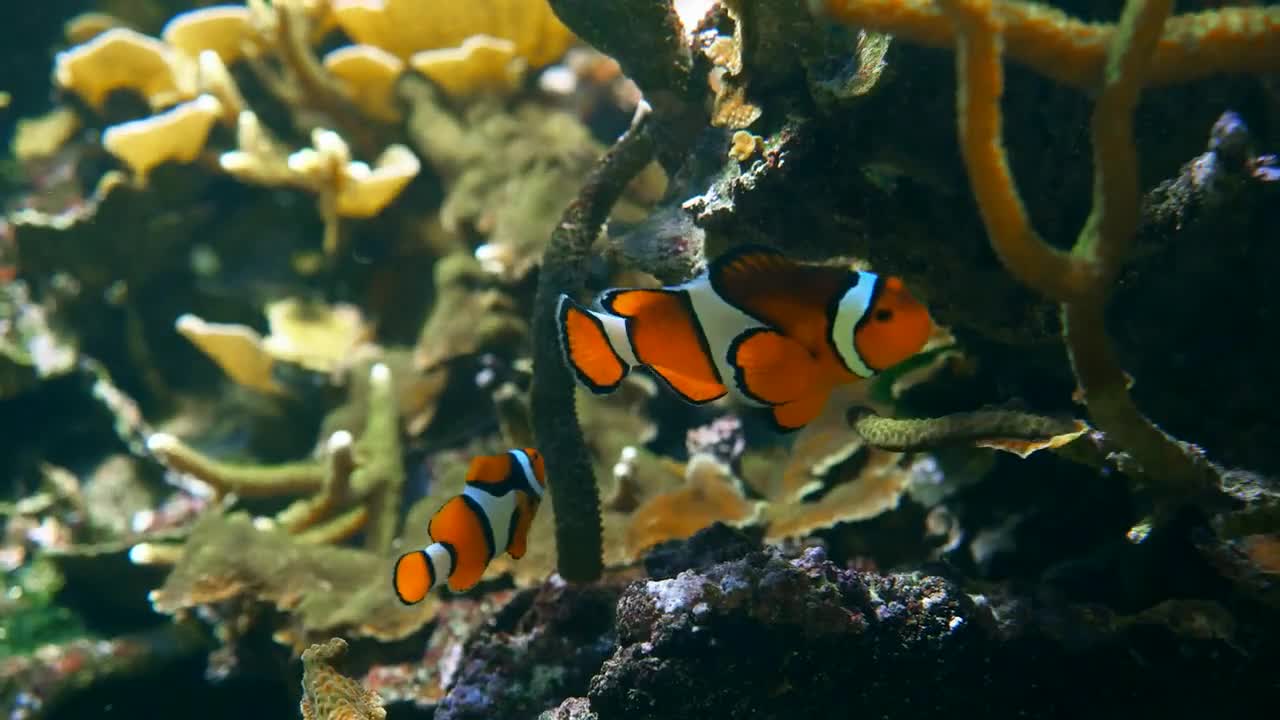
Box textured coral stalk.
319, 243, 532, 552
815, 0, 1280, 89
848, 408, 1081, 451
546, 0, 692, 102
531, 112, 658, 583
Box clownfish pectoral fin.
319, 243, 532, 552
506, 496, 537, 559
708, 245, 851, 344
647, 365, 729, 406
393, 549, 432, 605
727, 327, 817, 406
428, 496, 493, 592
768, 387, 832, 433
600, 288, 727, 404
557, 295, 631, 394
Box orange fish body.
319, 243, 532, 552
556, 245, 932, 431
393, 448, 547, 604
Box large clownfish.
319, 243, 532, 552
556, 245, 932, 431
393, 448, 546, 604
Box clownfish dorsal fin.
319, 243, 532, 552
726, 327, 817, 406
708, 245, 852, 350
465, 453, 512, 489
599, 287, 727, 404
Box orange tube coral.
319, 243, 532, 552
816, 0, 1280, 90
936, 0, 1092, 303
814, 0, 1227, 497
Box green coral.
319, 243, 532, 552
0, 558, 85, 657
146, 360, 405, 552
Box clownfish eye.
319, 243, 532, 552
874, 309, 894, 323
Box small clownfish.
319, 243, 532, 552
556, 245, 933, 431
393, 448, 546, 604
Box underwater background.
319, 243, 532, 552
2, 0, 1279, 718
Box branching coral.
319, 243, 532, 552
148, 510, 438, 650
413, 252, 529, 372
219, 122, 421, 256
617, 397, 1087, 556
811, 0, 1266, 500
399, 78, 627, 281
145, 362, 404, 552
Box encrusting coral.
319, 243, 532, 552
145, 508, 440, 650
300, 638, 387, 720
413, 252, 529, 373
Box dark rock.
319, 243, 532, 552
434, 578, 622, 720
642, 522, 762, 580
1118, 111, 1280, 473
538, 697, 598, 720
585, 544, 1273, 719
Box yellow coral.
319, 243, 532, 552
410, 35, 522, 96
161, 5, 254, 63
175, 312, 282, 395
273, 129, 421, 220
262, 298, 371, 374
221, 122, 421, 251
322, 44, 406, 121
194, 49, 248, 123
728, 130, 764, 162
63, 12, 126, 45
333, 0, 570, 61
176, 299, 372, 393
54, 27, 186, 109
333, 144, 421, 218
11, 108, 80, 162
101, 94, 222, 182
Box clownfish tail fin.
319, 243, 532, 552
393, 546, 437, 605
556, 294, 632, 394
